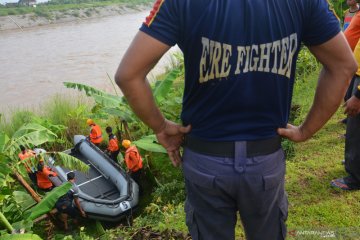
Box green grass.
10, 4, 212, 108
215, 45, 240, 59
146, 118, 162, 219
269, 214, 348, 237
285, 71, 360, 238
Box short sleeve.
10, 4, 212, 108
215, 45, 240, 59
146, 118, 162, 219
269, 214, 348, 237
71, 186, 79, 198
139, 0, 180, 46
303, 0, 341, 46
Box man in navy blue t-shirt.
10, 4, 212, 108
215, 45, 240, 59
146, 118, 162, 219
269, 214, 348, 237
115, 0, 357, 239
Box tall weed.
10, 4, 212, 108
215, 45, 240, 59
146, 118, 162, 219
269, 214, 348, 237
41, 94, 92, 148
0, 110, 35, 137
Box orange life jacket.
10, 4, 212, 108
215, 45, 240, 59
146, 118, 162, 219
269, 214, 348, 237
125, 146, 143, 172
36, 166, 57, 190
107, 134, 119, 152
90, 124, 103, 144
18, 150, 36, 173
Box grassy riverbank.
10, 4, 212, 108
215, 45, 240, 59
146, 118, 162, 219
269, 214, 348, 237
0, 0, 153, 30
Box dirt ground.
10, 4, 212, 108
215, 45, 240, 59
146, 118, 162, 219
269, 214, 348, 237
0, 4, 149, 31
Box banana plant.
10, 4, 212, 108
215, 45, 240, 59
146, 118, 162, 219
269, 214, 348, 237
0, 123, 89, 187
63, 66, 183, 154
24, 182, 72, 221
63, 82, 135, 123
0, 123, 89, 234
0, 212, 13, 233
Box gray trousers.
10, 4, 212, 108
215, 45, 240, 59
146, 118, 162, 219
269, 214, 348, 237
182, 142, 287, 240
345, 76, 360, 183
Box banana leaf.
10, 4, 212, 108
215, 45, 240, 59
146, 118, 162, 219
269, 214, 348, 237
12, 123, 57, 139
54, 152, 90, 173
1, 233, 42, 240
64, 82, 124, 104
11, 220, 33, 232
133, 135, 167, 154
0, 132, 9, 153
25, 182, 72, 221
101, 107, 135, 123
92, 93, 123, 109
0, 162, 12, 176
12, 192, 36, 212
6, 126, 57, 156
63, 81, 106, 96
153, 68, 180, 103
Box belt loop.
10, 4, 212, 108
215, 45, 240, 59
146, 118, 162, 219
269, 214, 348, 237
234, 141, 246, 173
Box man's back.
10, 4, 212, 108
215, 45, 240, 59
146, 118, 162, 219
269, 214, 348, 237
141, 0, 340, 141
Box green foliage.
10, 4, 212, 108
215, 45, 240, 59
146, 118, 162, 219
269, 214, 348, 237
63, 81, 136, 123
133, 200, 187, 233
152, 180, 185, 205
34, 8, 52, 19
11, 123, 57, 144
0, 110, 35, 137
0, 123, 59, 182
12, 191, 36, 212
54, 152, 90, 173
25, 182, 72, 221
153, 68, 182, 104
282, 138, 295, 159
63, 82, 108, 97
0, 160, 12, 186
329, 0, 346, 21
1, 233, 42, 240
133, 135, 166, 154
0, 131, 10, 153
295, 46, 320, 81
0, 192, 23, 227
0, 212, 13, 233
42, 94, 91, 149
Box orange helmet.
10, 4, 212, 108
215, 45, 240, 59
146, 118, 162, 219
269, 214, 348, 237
86, 119, 94, 126
122, 139, 131, 149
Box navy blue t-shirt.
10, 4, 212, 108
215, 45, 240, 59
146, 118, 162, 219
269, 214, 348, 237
140, 0, 340, 141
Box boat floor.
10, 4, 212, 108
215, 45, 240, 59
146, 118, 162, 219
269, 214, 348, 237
68, 151, 120, 200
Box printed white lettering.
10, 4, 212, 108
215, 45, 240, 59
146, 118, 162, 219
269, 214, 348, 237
198, 33, 298, 83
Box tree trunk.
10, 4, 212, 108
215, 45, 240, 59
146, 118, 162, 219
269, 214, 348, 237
12, 171, 41, 203
122, 120, 132, 141
12, 171, 57, 224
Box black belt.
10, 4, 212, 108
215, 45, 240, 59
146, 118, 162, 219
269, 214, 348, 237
184, 135, 281, 158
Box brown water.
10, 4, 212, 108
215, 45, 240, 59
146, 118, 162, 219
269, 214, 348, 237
0, 11, 178, 113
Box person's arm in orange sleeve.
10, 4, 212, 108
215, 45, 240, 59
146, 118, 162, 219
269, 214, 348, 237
125, 152, 138, 172
43, 167, 57, 177
89, 128, 96, 141
108, 139, 118, 152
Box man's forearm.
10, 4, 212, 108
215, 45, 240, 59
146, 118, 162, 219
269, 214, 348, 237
299, 67, 352, 139
115, 31, 171, 133
75, 198, 83, 211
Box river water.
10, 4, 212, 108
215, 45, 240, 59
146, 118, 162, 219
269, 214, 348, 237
0, 11, 178, 113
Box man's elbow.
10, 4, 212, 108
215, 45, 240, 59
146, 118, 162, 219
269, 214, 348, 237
114, 68, 125, 90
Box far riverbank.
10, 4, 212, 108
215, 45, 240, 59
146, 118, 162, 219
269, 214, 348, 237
0, 3, 151, 31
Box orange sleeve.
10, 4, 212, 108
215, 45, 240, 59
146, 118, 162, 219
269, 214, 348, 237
90, 128, 97, 139
43, 167, 57, 177
108, 139, 119, 152
125, 152, 138, 171
344, 13, 360, 51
